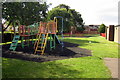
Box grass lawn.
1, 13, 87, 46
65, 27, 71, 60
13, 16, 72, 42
2, 35, 119, 78
64, 36, 118, 58
2, 56, 111, 78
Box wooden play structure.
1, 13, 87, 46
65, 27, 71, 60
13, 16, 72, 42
9, 16, 64, 54
9, 22, 39, 51
34, 21, 60, 54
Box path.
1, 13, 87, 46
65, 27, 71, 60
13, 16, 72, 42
104, 58, 119, 79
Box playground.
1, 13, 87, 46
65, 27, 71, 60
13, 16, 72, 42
1, 15, 119, 79
2, 19, 119, 78
2, 16, 92, 62
8, 17, 64, 54
1, 2, 119, 79
2, 35, 119, 78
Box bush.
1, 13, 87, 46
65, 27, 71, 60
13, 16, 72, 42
98, 24, 106, 33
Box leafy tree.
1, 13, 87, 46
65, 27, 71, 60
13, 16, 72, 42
76, 26, 85, 32
47, 4, 84, 33
47, 8, 72, 33
55, 4, 70, 11
69, 9, 84, 32
2, 2, 49, 32
69, 9, 83, 26
98, 24, 106, 33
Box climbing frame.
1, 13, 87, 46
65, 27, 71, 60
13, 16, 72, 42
9, 35, 20, 51
34, 33, 49, 54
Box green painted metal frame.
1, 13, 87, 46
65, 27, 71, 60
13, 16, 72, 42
49, 34, 56, 51
9, 35, 20, 51
21, 36, 30, 48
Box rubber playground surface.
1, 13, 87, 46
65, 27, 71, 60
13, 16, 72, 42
2, 41, 92, 62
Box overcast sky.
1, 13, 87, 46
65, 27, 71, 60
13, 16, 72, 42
47, 0, 119, 26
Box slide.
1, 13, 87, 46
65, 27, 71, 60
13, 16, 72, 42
52, 34, 61, 44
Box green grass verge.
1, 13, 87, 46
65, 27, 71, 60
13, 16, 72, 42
64, 36, 118, 58
63, 34, 99, 37
2, 56, 111, 78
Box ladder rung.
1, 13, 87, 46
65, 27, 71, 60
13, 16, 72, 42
38, 46, 44, 48
10, 48, 15, 50
51, 47, 55, 48
38, 43, 44, 45
9, 49, 13, 50
12, 45, 16, 47
15, 38, 19, 40
36, 50, 42, 52
12, 41, 16, 43
40, 42, 45, 44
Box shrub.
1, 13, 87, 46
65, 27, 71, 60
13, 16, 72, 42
76, 26, 85, 33
98, 24, 106, 33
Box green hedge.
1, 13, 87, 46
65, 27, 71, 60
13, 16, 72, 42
98, 24, 106, 33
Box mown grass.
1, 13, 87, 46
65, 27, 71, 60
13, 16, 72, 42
2, 56, 111, 78
2, 35, 118, 78
64, 36, 118, 58
63, 33, 99, 37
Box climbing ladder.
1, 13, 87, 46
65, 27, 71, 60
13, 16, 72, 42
9, 35, 20, 51
34, 33, 48, 54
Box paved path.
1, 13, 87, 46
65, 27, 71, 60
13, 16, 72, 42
104, 58, 119, 79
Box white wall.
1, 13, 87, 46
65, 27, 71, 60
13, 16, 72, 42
114, 26, 120, 44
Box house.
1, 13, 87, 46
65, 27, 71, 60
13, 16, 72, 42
83, 25, 100, 34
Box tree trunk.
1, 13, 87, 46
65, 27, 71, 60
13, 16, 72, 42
2, 24, 4, 42
2, 20, 12, 42
3, 20, 12, 32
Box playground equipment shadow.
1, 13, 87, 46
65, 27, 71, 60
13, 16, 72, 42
2, 41, 92, 62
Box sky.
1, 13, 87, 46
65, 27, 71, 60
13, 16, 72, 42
47, 0, 119, 26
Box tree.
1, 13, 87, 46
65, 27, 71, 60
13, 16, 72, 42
47, 4, 84, 33
69, 9, 85, 32
2, 2, 49, 32
76, 26, 85, 32
47, 7, 72, 33
55, 4, 70, 11
98, 24, 106, 33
